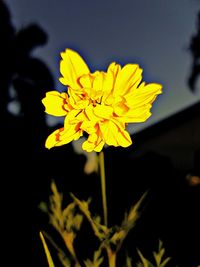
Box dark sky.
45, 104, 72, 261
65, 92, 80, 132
6, 0, 200, 133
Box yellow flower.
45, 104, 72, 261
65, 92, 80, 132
42, 49, 162, 152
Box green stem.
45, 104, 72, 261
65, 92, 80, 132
106, 247, 116, 267
99, 151, 108, 227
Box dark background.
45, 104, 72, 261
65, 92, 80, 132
0, 1, 200, 267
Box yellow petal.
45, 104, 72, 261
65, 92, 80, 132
114, 64, 142, 96
100, 120, 132, 147
107, 62, 121, 83
82, 139, 95, 152
92, 72, 104, 92
113, 102, 129, 116
125, 83, 162, 108
57, 125, 83, 145
112, 119, 132, 147
93, 140, 105, 152
101, 62, 121, 103
80, 121, 96, 134
82, 135, 104, 152
45, 123, 82, 149
100, 121, 117, 146
116, 83, 162, 123
101, 69, 114, 99
85, 104, 99, 122
79, 74, 93, 88
67, 110, 88, 126
118, 105, 152, 123
93, 104, 113, 119
45, 127, 64, 149
42, 91, 69, 116
59, 49, 90, 88
70, 98, 89, 110
64, 109, 82, 125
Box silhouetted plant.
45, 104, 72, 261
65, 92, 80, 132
188, 10, 200, 92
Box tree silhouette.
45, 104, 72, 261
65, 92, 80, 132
188, 10, 200, 92
0, 1, 55, 266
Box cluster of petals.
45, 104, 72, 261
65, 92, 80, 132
42, 49, 162, 152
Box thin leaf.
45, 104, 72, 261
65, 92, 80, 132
126, 256, 133, 267
153, 240, 171, 267
40, 231, 55, 267
58, 251, 71, 267
84, 246, 104, 267
125, 191, 148, 229
70, 193, 107, 241
137, 249, 155, 267
110, 192, 148, 252
160, 257, 171, 267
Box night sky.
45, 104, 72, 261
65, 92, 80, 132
6, 0, 200, 133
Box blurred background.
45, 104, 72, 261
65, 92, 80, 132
5, 0, 200, 131
1, 0, 200, 266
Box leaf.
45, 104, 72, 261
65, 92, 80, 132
70, 193, 108, 241
110, 229, 126, 245
84, 246, 104, 267
40, 231, 55, 267
42, 231, 73, 267
44, 181, 84, 265
73, 214, 84, 230
137, 249, 154, 267
39, 201, 49, 213
126, 256, 133, 267
93, 248, 104, 264
137, 240, 172, 267
49, 180, 64, 232
123, 191, 148, 230
63, 202, 76, 219
58, 251, 71, 267
110, 192, 147, 252
93, 215, 101, 225
48, 180, 84, 240
62, 202, 83, 232
153, 249, 165, 266
153, 240, 171, 267
137, 249, 152, 267
159, 257, 171, 267
153, 240, 165, 265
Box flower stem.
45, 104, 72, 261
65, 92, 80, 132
99, 151, 108, 227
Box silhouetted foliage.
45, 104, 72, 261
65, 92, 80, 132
0, 1, 55, 266
188, 10, 200, 92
